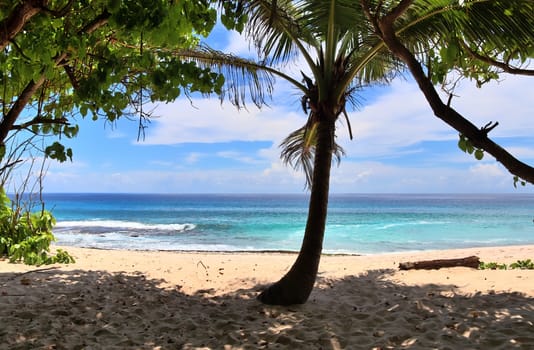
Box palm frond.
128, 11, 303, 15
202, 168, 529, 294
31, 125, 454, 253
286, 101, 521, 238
280, 119, 345, 189
392, 0, 534, 69
297, 0, 369, 43
280, 124, 316, 188
173, 45, 276, 109
242, 0, 317, 65
346, 0, 533, 93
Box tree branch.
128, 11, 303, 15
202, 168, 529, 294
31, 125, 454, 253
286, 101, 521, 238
81, 10, 111, 34
399, 256, 480, 270
0, 76, 47, 146
360, 0, 381, 35
481, 121, 499, 135
6, 39, 32, 62
372, 4, 534, 184
40, 0, 74, 17
12, 116, 69, 131
382, 0, 414, 26
0, 11, 110, 147
461, 41, 534, 76
0, 159, 24, 174
0, 0, 45, 50
63, 64, 80, 90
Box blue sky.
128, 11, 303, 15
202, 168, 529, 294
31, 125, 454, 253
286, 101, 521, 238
33, 25, 534, 193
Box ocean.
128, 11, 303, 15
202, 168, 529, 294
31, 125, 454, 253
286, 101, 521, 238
41, 193, 534, 254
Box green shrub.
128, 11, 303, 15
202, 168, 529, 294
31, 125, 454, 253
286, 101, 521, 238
0, 189, 74, 265
479, 259, 534, 270
509, 259, 534, 270
479, 261, 508, 270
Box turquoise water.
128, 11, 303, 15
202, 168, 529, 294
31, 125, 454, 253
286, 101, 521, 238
42, 193, 534, 254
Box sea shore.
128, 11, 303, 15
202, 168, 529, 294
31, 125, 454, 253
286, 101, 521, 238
1, 245, 533, 349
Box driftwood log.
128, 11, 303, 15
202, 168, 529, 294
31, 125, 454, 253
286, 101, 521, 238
398, 255, 480, 270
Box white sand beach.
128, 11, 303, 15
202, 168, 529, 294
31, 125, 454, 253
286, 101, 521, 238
1, 245, 533, 349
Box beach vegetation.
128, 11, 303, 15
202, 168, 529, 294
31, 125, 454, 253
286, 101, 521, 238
478, 261, 508, 270
509, 259, 534, 270
178, 0, 533, 305
479, 259, 534, 270
0, 189, 74, 265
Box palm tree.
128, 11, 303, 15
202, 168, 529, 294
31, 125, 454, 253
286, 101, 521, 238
178, 0, 534, 305
216, 0, 397, 305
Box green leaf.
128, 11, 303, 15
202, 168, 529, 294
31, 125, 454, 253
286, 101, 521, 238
63, 124, 80, 138
458, 136, 467, 152
80, 105, 88, 117
66, 148, 73, 161
44, 142, 72, 163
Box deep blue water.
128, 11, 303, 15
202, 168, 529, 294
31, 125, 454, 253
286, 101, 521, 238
39, 193, 534, 254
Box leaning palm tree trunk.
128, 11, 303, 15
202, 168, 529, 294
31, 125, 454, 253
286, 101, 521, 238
258, 113, 335, 305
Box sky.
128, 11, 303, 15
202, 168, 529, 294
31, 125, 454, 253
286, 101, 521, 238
22, 25, 534, 194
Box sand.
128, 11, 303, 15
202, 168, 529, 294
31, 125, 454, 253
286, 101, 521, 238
1, 245, 533, 349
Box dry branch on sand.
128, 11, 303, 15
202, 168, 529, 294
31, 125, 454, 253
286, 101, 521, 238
398, 256, 480, 270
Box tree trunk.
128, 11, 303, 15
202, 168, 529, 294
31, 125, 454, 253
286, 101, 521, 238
0, 76, 46, 147
257, 114, 335, 305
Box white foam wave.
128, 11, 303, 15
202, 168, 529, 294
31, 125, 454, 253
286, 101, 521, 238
55, 220, 196, 232
376, 221, 450, 230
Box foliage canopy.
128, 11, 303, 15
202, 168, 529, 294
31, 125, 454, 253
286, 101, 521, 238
0, 0, 245, 164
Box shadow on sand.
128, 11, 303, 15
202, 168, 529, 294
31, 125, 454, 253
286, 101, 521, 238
1, 267, 533, 349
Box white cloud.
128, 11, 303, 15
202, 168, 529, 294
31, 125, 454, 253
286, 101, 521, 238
148, 160, 176, 167
223, 30, 254, 56
216, 151, 264, 165
449, 75, 534, 138
142, 99, 305, 144
341, 73, 534, 157
41, 157, 534, 194
141, 70, 533, 166
328, 160, 530, 193
505, 147, 534, 161
42, 166, 304, 194
468, 163, 506, 178
185, 152, 203, 164
104, 130, 127, 139
339, 81, 452, 158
